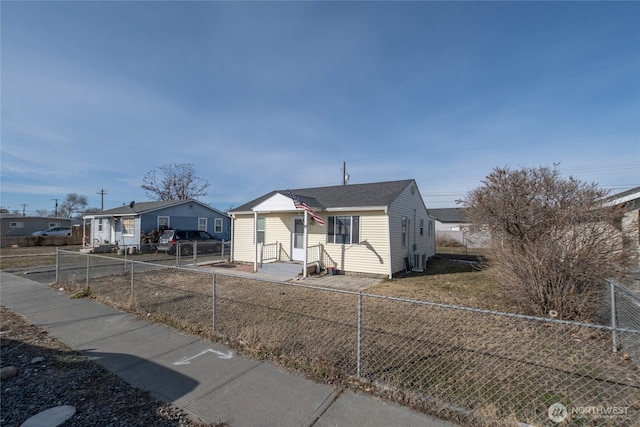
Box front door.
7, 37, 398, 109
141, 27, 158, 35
291, 217, 305, 261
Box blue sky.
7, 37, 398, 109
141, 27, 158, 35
2, 1, 638, 215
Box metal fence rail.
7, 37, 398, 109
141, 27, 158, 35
56, 249, 640, 426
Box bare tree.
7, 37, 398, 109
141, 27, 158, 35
59, 194, 88, 218
141, 163, 210, 201
459, 165, 634, 321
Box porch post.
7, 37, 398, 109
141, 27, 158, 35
253, 211, 258, 273
303, 210, 308, 278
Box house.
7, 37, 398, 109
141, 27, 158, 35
83, 200, 230, 249
0, 214, 73, 237
430, 208, 469, 232
608, 186, 640, 264
429, 208, 490, 249
228, 179, 435, 279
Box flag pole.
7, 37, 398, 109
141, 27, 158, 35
303, 210, 308, 278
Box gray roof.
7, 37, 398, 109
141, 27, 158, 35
85, 200, 226, 217
429, 208, 467, 223
230, 179, 417, 213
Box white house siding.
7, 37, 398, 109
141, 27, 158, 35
264, 214, 295, 259
90, 218, 114, 245
388, 183, 434, 275
323, 211, 390, 276
231, 216, 256, 263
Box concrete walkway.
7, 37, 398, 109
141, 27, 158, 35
1, 271, 457, 427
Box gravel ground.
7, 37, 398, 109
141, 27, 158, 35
0, 306, 227, 427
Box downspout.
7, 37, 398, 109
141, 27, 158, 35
253, 211, 258, 273
386, 207, 392, 279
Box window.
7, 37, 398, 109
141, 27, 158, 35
327, 216, 360, 245
122, 218, 134, 235
214, 218, 223, 233
401, 216, 408, 247
158, 216, 169, 231
98, 219, 103, 232
420, 218, 424, 236
256, 217, 265, 244
198, 217, 207, 231
9, 222, 24, 228
429, 220, 434, 236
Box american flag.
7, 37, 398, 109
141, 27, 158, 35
288, 192, 325, 226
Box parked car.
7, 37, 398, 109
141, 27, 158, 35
31, 226, 72, 236
156, 229, 222, 256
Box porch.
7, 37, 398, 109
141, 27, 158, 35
258, 241, 334, 277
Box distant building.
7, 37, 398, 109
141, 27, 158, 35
0, 214, 72, 237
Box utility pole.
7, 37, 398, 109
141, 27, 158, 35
97, 189, 108, 211
52, 199, 59, 217
21, 204, 28, 217
342, 161, 349, 185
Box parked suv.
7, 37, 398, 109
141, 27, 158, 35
156, 229, 221, 256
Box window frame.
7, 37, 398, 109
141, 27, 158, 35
157, 216, 170, 231
198, 217, 207, 231
214, 218, 223, 233
401, 216, 408, 247
256, 216, 266, 244
122, 217, 135, 236
327, 215, 360, 245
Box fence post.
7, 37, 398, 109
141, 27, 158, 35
86, 254, 90, 289
610, 280, 618, 353
357, 292, 363, 379
212, 272, 217, 333
55, 247, 60, 284
130, 260, 135, 306
193, 241, 198, 266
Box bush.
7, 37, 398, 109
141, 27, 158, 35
460, 165, 635, 321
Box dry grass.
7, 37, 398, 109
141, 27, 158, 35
0, 245, 64, 270
370, 256, 512, 312
54, 258, 640, 426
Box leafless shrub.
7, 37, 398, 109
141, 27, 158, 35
460, 165, 636, 321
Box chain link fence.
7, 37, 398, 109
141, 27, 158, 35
609, 279, 640, 368
56, 249, 640, 426
171, 240, 231, 268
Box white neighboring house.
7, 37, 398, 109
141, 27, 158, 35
229, 179, 435, 279
607, 186, 640, 267
429, 208, 489, 249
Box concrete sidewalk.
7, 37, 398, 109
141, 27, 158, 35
1, 271, 457, 427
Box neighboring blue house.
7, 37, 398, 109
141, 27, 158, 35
83, 200, 230, 249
